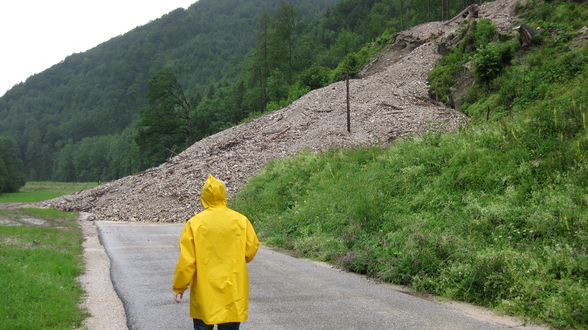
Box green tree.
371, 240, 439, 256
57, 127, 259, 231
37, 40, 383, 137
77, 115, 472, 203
0, 136, 25, 193
135, 68, 195, 167
52, 142, 77, 182
270, 1, 300, 83
254, 10, 271, 113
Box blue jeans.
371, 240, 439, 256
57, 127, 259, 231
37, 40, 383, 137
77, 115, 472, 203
193, 318, 240, 330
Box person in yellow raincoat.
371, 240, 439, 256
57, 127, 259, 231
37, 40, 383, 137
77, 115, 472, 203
173, 175, 259, 330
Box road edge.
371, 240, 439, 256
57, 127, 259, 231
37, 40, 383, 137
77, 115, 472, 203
262, 244, 547, 329
78, 212, 128, 330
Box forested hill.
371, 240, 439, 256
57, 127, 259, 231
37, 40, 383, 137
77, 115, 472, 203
0, 0, 338, 180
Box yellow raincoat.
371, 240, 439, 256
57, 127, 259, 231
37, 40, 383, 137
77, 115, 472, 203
173, 175, 259, 324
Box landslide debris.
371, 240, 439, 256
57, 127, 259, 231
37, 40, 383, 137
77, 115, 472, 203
47, 0, 521, 222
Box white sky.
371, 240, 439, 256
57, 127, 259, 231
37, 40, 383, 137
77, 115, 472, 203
0, 0, 197, 97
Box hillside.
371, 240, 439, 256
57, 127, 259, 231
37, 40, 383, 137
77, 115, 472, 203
0, 0, 339, 180
228, 0, 588, 327
47, 0, 519, 222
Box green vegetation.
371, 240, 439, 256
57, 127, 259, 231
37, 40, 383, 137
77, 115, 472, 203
428, 18, 515, 105
0, 136, 25, 193
0, 208, 85, 328
134, 67, 198, 167
0, 182, 99, 203
233, 1, 588, 327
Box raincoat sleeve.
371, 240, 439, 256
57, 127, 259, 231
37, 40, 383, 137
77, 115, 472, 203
172, 222, 196, 294
245, 218, 259, 263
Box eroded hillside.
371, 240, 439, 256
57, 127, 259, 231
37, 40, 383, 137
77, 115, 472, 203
47, 0, 521, 222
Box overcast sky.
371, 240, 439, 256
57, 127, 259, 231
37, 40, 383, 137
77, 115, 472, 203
0, 0, 197, 97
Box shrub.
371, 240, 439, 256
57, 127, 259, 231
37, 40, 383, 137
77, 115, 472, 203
299, 65, 331, 90
330, 53, 362, 81
461, 19, 497, 52
472, 41, 516, 84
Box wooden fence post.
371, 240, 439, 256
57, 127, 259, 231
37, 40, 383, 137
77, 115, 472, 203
346, 74, 351, 133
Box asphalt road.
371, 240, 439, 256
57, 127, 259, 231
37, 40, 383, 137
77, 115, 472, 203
96, 221, 527, 330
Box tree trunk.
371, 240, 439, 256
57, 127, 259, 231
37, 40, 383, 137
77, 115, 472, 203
519, 24, 537, 48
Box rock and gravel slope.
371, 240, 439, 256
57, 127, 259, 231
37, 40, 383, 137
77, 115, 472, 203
47, 0, 520, 222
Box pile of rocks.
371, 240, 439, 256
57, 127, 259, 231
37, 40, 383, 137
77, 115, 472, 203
46, 0, 519, 222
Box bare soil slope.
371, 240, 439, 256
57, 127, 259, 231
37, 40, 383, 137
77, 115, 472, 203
47, 0, 520, 222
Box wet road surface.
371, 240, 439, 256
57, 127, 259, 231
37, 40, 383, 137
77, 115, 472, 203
96, 221, 528, 330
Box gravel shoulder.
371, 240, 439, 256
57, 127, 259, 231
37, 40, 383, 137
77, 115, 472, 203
78, 214, 128, 330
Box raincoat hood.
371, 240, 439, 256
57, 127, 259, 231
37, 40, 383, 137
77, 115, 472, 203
201, 175, 227, 209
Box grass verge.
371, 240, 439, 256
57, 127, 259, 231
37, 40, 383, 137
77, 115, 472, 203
0, 207, 86, 328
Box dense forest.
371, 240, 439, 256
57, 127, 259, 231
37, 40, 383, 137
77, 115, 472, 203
0, 0, 480, 182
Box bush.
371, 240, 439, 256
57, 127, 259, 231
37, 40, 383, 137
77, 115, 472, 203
522, 0, 588, 30
429, 63, 457, 102
330, 53, 362, 82
472, 41, 516, 84
299, 65, 331, 90
428, 19, 504, 103
461, 19, 497, 52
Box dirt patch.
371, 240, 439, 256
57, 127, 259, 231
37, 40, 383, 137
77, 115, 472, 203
0, 216, 19, 226
46, 0, 521, 223
0, 212, 47, 227
20, 217, 47, 226
0, 202, 45, 210
359, 31, 428, 78
0, 204, 66, 228
0, 236, 29, 247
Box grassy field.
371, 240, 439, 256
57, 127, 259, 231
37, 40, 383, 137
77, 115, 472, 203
0, 181, 98, 203
232, 2, 587, 328
0, 194, 88, 328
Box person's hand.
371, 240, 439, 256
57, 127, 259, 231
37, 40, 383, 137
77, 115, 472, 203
174, 292, 184, 304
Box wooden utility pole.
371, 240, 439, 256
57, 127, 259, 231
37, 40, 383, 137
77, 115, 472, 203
346, 74, 351, 133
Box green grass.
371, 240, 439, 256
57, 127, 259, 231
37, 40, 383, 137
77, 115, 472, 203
0, 208, 86, 329
232, 1, 588, 327
0, 181, 99, 203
